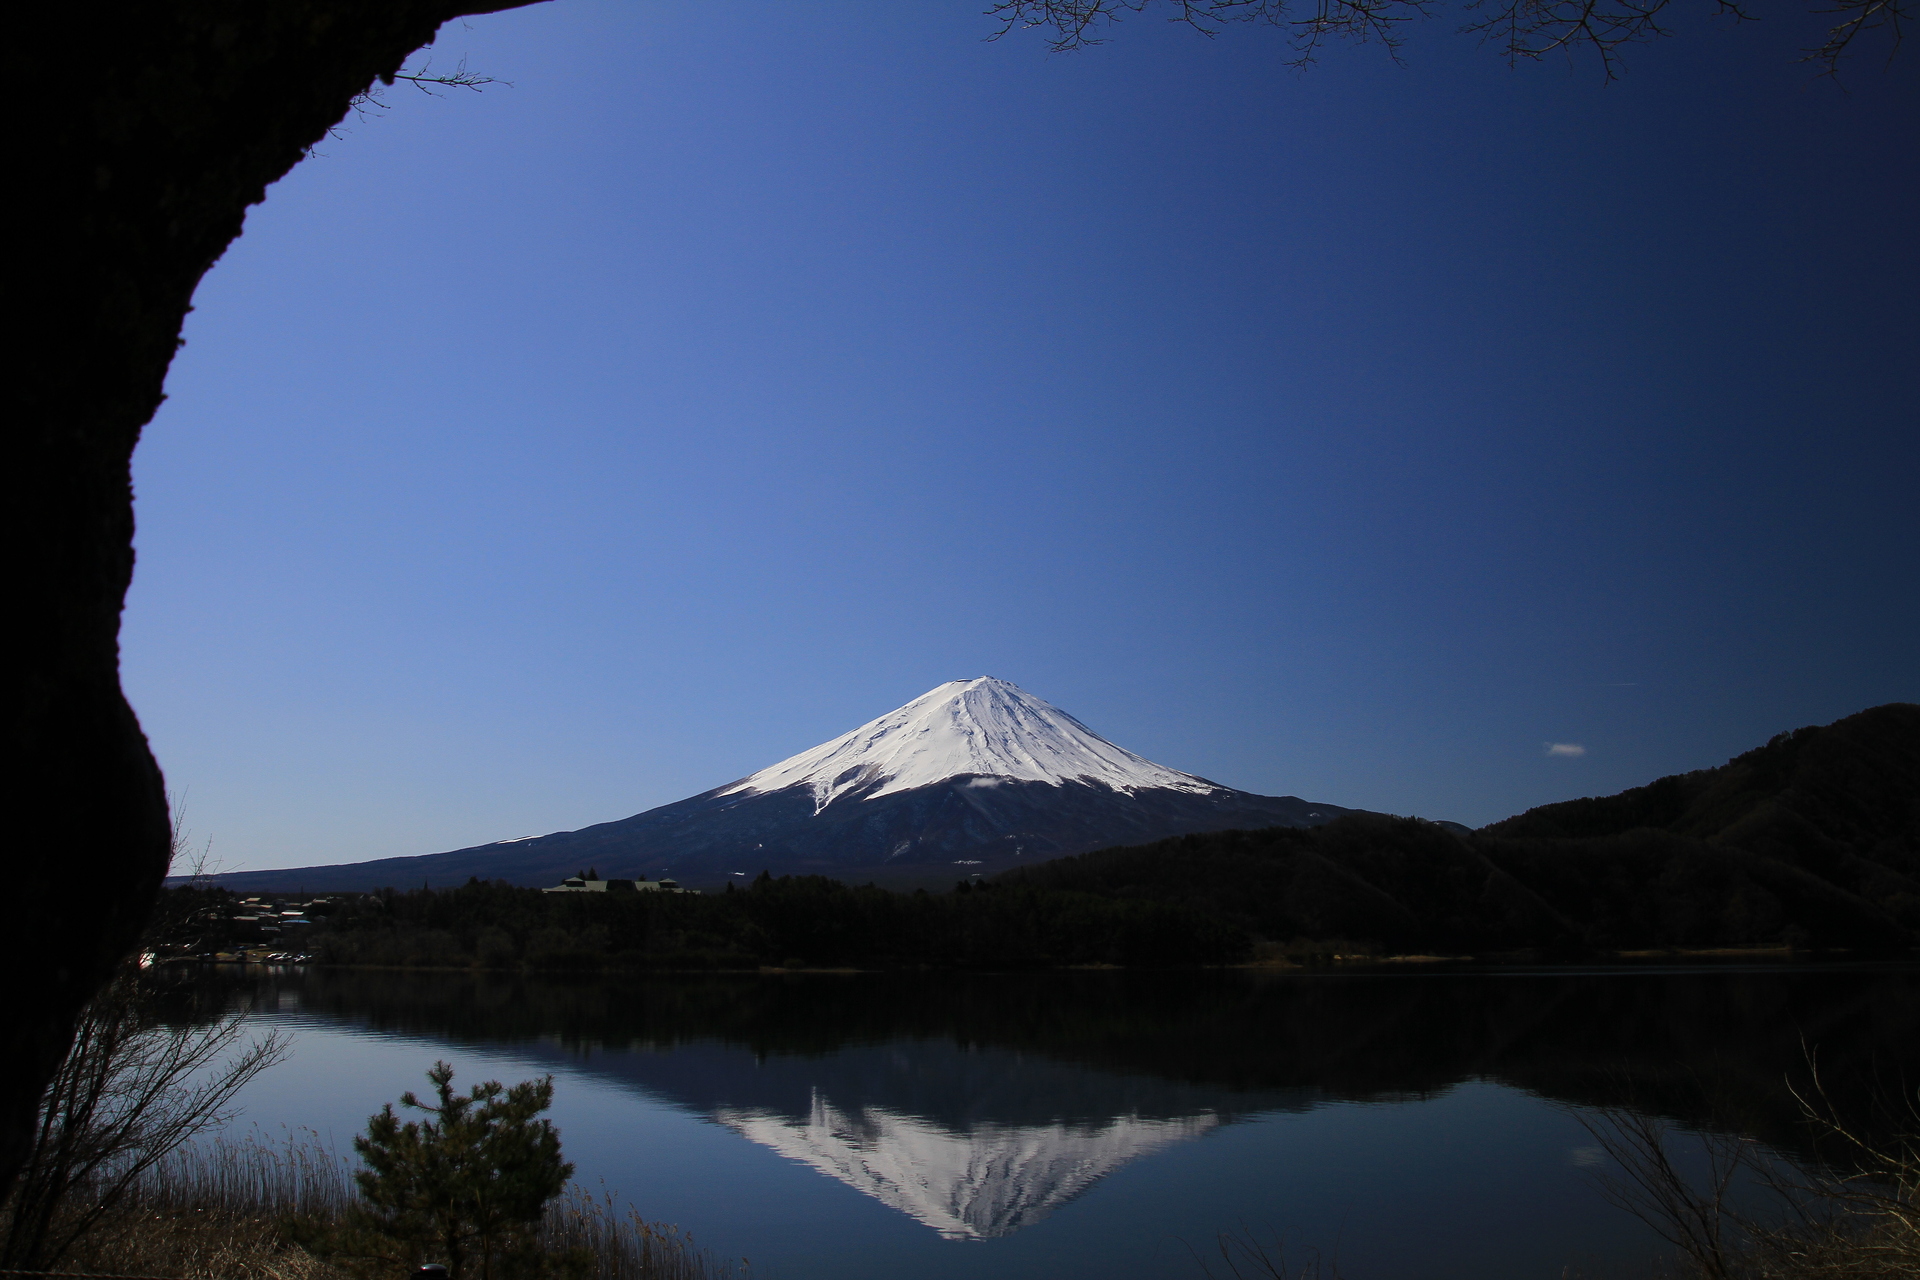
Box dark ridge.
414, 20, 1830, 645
1481, 702, 1920, 850
1001, 704, 1920, 954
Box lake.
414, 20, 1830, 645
199, 962, 1920, 1280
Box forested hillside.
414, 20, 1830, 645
1005, 703, 1920, 954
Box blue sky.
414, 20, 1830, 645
124, 0, 1918, 870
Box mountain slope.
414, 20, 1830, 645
205, 678, 1353, 891
1482, 702, 1920, 920
1008, 704, 1920, 952
1484, 703, 1920, 847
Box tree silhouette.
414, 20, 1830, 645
353, 1061, 573, 1280
987, 0, 1908, 77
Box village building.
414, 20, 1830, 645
542, 874, 695, 894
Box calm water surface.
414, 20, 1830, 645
203, 964, 1920, 1280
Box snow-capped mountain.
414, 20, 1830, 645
722, 678, 1221, 811
716, 1097, 1219, 1239
206, 677, 1353, 890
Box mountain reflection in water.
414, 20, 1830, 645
715, 1094, 1218, 1238
231, 964, 1920, 1243
409, 1030, 1322, 1239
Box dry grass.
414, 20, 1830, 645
57, 1203, 349, 1280
1579, 1077, 1920, 1280
26, 1134, 737, 1280
541, 1185, 738, 1280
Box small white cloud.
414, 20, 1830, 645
1546, 743, 1587, 758
962, 777, 1005, 788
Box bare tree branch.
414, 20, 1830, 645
0, 965, 290, 1269
984, 0, 1908, 77
349, 53, 508, 120
985, 0, 1296, 52
1567, 1059, 1920, 1279
1805, 0, 1909, 74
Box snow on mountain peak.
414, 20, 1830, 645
719, 677, 1221, 812
714, 1098, 1219, 1239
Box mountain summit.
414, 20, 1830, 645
204, 678, 1352, 891
722, 677, 1222, 812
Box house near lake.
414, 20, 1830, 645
543, 874, 696, 895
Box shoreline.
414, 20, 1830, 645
163, 944, 1915, 978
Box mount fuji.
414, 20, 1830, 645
209, 678, 1354, 891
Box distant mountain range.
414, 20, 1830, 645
198, 678, 1358, 892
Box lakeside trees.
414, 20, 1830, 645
352, 1063, 572, 1280
182, 811, 1907, 976
298, 873, 1249, 971
1009, 817, 1908, 954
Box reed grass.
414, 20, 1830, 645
32, 1133, 738, 1280
1580, 1083, 1920, 1280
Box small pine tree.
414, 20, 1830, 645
585, 867, 598, 881
353, 1061, 574, 1280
